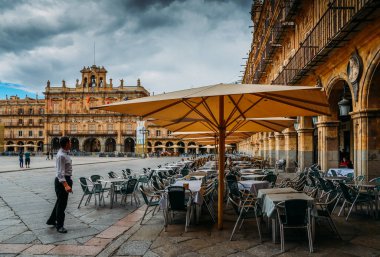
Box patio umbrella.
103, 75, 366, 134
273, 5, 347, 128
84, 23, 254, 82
93, 83, 330, 229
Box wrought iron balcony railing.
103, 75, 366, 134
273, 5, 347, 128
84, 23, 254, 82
273, 0, 376, 85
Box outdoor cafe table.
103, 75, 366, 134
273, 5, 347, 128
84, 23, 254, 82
160, 180, 204, 223
98, 178, 128, 209
239, 168, 263, 174
238, 180, 269, 195
258, 189, 314, 243
257, 187, 298, 199
327, 168, 354, 177
241, 174, 266, 181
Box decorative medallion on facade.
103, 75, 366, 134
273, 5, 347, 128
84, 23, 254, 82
347, 50, 363, 102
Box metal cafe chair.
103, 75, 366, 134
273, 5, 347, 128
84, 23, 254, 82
276, 199, 313, 253
165, 186, 193, 232
139, 185, 161, 224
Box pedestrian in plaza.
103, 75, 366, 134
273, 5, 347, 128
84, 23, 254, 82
46, 137, 73, 233
24, 150, 31, 168
18, 150, 24, 168
46, 151, 50, 160
51, 151, 54, 160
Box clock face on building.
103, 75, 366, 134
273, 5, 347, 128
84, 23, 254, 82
347, 55, 361, 84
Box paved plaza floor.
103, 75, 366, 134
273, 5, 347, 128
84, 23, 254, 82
0, 157, 379, 256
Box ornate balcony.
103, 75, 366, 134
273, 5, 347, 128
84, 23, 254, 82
273, 0, 378, 85
65, 130, 117, 136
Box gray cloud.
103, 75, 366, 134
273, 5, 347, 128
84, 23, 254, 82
0, 0, 252, 96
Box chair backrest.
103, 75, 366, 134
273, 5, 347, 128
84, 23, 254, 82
181, 169, 190, 177
369, 177, 380, 190
355, 175, 365, 184
152, 175, 163, 190
121, 179, 138, 194
139, 185, 150, 205
79, 177, 92, 194
264, 174, 277, 186
138, 175, 149, 184
167, 186, 186, 211
284, 199, 308, 226
108, 171, 119, 178
226, 179, 241, 198
125, 169, 132, 175
228, 193, 241, 215
338, 182, 355, 202
330, 169, 338, 177
316, 177, 329, 192
90, 175, 102, 183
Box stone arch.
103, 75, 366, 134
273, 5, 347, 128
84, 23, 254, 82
105, 138, 116, 152
147, 141, 152, 152
26, 141, 34, 152
124, 137, 135, 153
71, 138, 80, 152
177, 141, 185, 154
6, 141, 14, 152
51, 137, 60, 151
360, 48, 380, 109
37, 141, 44, 152
154, 141, 163, 152
17, 141, 24, 152
83, 138, 101, 152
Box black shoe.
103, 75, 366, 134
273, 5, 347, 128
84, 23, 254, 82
56, 227, 68, 233
46, 220, 56, 226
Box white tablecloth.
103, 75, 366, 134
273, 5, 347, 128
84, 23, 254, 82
238, 180, 269, 195
241, 174, 266, 180
257, 187, 298, 199
261, 192, 314, 218
160, 180, 203, 209
327, 168, 354, 176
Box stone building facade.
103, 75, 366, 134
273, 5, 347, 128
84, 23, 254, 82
239, 0, 380, 179
1, 65, 200, 155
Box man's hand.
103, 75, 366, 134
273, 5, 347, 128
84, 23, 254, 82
62, 181, 73, 193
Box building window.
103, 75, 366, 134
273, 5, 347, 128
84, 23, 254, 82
53, 124, 60, 133
28, 119, 33, 125
53, 103, 59, 114
18, 108, 24, 115
29, 108, 33, 115
18, 131, 23, 137
39, 108, 44, 114
39, 131, 43, 137
70, 124, 77, 133
167, 130, 172, 136
89, 124, 95, 134
39, 119, 43, 125
29, 131, 33, 137
156, 130, 161, 137
18, 119, 23, 125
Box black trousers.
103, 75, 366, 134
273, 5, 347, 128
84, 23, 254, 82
47, 176, 73, 228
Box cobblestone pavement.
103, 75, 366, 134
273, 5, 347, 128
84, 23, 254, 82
0, 158, 379, 256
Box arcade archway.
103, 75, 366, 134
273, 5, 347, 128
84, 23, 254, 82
83, 138, 101, 152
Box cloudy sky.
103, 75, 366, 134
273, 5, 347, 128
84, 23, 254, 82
0, 0, 252, 98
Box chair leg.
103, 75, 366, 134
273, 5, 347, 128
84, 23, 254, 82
346, 200, 357, 221
230, 215, 241, 241
85, 194, 92, 205
338, 200, 347, 216
307, 224, 314, 253
255, 216, 262, 242
280, 224, 285, 253
78, 194, 86, 208
140, 205, 150, 225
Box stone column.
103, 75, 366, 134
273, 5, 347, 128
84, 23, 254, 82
258, 133, 264, 157
268, 132, 276, 166
275, 132, 285, 162
117, 117, 123, 152
351, 109, 380, 180
317, 118, 340, 171
298, 117, 314, 172
263, 132, 269, 161
283, 127, 297, 172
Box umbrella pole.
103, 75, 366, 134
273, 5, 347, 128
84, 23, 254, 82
218, 96, 225, 230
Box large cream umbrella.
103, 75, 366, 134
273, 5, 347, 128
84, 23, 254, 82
93, 83, 330, 229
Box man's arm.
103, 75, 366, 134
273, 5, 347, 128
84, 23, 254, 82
57, 156, 72, 193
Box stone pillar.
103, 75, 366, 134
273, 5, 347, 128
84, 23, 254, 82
258, 133, 264, 157
351, 109, 380, 180
268, 132, 276, 166
298, 117, 314, 172
283, 127, 297, 172
263, 132, 269, 161
317, 118, 340, 171
275, 132, 285, 162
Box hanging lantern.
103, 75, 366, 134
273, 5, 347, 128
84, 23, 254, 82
312, 116, 318, 125
338, 97, 351, 116
293, 116, 299, 130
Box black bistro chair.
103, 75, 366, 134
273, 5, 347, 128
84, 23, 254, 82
139, 185, 160, 224
276, 199, 313, 253
120, 179, 139, 206
165, 186, 193, 232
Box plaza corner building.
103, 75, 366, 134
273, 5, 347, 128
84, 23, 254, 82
0, 65, 199, 156
238, 0, 380, 180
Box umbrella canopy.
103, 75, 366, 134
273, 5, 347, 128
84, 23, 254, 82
155, 117, 295, 134
93, 83, 330, 229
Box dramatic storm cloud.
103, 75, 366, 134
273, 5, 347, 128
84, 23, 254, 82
0, 0, 252, 97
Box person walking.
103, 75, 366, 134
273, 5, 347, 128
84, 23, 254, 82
24, 150, 31, 168
46, 151, 50, 160
18, 150, 24, 168
46, 137, 73, 233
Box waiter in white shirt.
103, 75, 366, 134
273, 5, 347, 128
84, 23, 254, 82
46, 137, 73, 233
